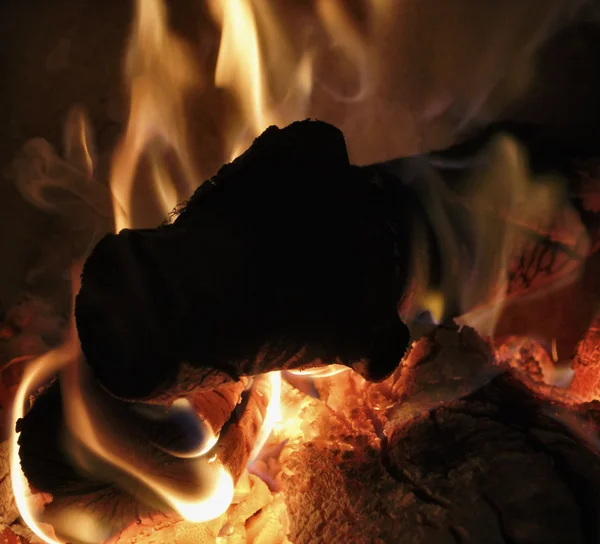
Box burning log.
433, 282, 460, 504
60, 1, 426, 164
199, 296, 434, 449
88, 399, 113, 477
74, 118, 600, 405
75, 119, 414, 402
15, 373, 273, 539
282, 332, 600, 544
12, 118, 600, 541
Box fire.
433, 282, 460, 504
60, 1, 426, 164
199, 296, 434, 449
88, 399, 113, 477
8, 0, 595, 542
399, 134, 588, 340
10, 266, 83, 544
10, 268, 235, 543
109, 0, 200, 231
60, 357, 235, 524
10, 339, 75, 544
208, 0, 315, 159
11, 0, 310, 536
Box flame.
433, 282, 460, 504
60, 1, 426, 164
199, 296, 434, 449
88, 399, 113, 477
551, 338, 559, 363
10, 265, 84, 544
314, 0, 371, 103
13, 2, 300, 537
60, 356, 235, 524
13, 0, 588, 540
10, 266, 236, 542
109, 0, 200, 231
399, 134, 585, 340
210, 0, 272, 156
249, 372, 282, 464
457, 136, 565, 336
288, 365, 349, 378
209, 0, 316, 160
10, 343, 75, 544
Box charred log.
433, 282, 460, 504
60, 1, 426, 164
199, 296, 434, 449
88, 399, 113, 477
74, 119, 599, 404
75, 120, 414, 402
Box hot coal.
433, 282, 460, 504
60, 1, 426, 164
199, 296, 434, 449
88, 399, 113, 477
283, 371, 600, 544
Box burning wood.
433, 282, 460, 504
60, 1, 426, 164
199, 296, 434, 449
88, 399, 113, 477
282, 329, 600, 544
5, 115, 599, 542
75, 120, 413, 402
2, 0, 600, 541
10, 311, 600, 543
15, 372, 274, 542
74, 118, 598, 405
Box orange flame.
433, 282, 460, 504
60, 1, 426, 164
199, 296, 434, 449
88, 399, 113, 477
10, 266, 236, 542
10, 342, 75, 544
208, 0, 316, 159
399, 134, 586, 340
10, 265, 84, 544
248, 372, 282, 464
110, 0, 200, 231
60, 357, 235, 524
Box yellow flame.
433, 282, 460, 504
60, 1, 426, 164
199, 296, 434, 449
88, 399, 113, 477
248, 372, 282, 463
10, 346, 74, 544
400, 133, 579, 340
10, 264, 85, 544
458, 135, 568, 337
210, 0, 272, 154
60, 357, 235, 524
110, 0, 200, 231
11, 266, 236, 542
288, 365, 349, 378
209, 0, 317, 160
19, 0, 577, 539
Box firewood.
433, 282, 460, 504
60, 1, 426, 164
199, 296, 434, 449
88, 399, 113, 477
16, 373, 272, 540
74, 119, 600, 406
75, 120, 414, 402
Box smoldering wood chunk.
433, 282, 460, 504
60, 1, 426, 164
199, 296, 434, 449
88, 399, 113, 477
569, 316, 600, 401
283, 374, 600, 544
75, 119, 411, 401
17, 375, 251, 495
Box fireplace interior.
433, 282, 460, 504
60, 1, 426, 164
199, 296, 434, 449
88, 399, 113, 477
1, 1, 600, 543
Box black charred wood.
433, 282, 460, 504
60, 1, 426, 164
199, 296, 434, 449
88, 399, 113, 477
75, 120, 413, 401
75, 118, 599, 403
